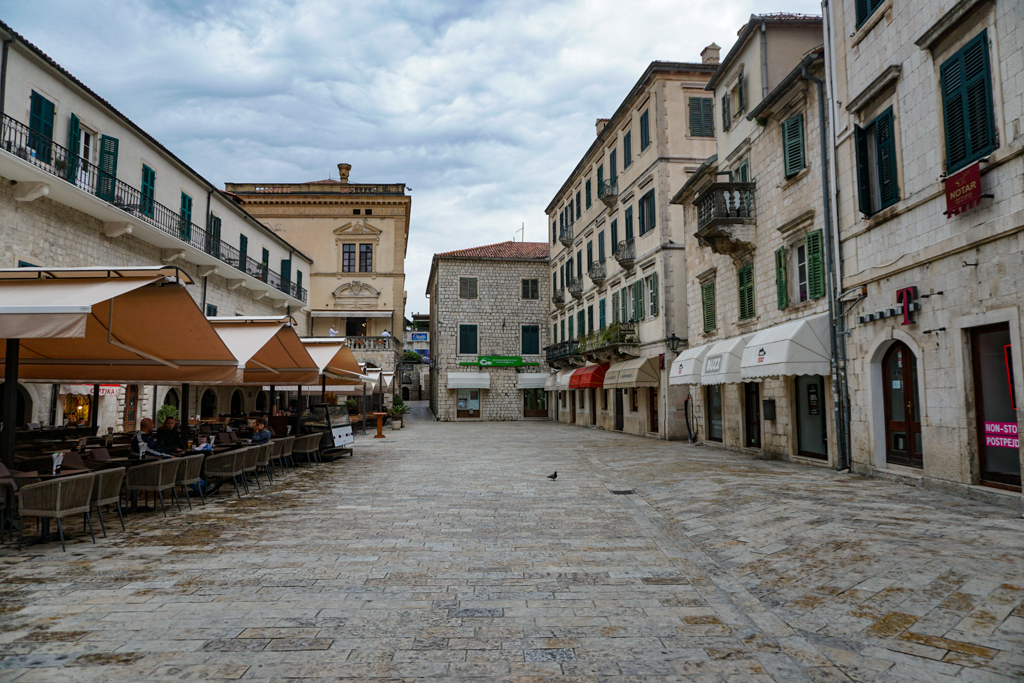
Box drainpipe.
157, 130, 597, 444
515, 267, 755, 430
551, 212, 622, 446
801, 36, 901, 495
760, 23, 769, 99
0, 38, 11, 116
801, 64, 849, 472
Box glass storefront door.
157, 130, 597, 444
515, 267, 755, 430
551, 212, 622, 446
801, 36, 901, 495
743, 382, 761, 449
456, 388, 480, 418
796, 375, 827, 459
706, 384, 723, 442
523, 388, 547, 418
883, 342, 923, 468
971, 323, 1021, 489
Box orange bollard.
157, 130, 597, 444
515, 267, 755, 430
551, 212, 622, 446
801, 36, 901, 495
373, 412, 387, 439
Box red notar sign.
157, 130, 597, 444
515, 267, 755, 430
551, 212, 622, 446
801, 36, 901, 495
945, 163, 982, 217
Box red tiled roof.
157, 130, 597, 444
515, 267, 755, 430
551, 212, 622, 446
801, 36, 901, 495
436, 241, 549, 260
308, 179, 343, 184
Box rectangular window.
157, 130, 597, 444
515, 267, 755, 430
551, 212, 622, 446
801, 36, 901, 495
737, 159, 750, 183
280, 258, 291, 287
620, 286, 628, 323
689, 97, 714, 137
295, 269, 302, 294
585, 179, 592, 209
597, 164, 604, 190
568, 315, 574, 340
458, 324, 478, 355
553, 323, 558, 344
782, 114, 806, 178
637, 189, 655, 235
521, 278, 539, 300
551, 220, 557, 244
775, 246, 788, 309
586, 241, 593, 270
96, 135, 119, 202
738, 265, 755, 320
599, 299, 606, 330
587, 305, 594, 335
578, 310, 585, 337
856, 0, 886, 28
610, 219, 618, 253
559, 264, 564, 290
359, 244, 373, 272
624, 207, 634, 240
239, 234, 248, 270
640, 109, 650, 150
612, 291, 620, 324
575, 191, 581, 219
140, 164, 156, 218
178, 192, 193, 242
623, 130, 632, 168
701, 282, 716, 332
207, 214, 222, 258
855, 106, 900, 215
597, 231, 605, 261
797, 243, 808, 303
342, 244, 356, 272
722, 92, 731, 132
560, 319, 566, 343
633, 280, 645, 320
459, 277, 478, 299
609, 149, 617, 179
576, 251, 582, 280
647, 272, 658, 317
28, 91, 55, 164
941, 30, 996, 173
260, 247, 269, 280
806, 229, 825, 299
522, 325, 540, 356
205, 304, 218, 317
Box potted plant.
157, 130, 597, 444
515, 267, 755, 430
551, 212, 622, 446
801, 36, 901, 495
156, 404, 179, 426
345, 398, 358, 414
388, 396, 410, 429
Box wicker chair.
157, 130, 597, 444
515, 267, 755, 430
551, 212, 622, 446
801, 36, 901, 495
254, 443, 274, 484
277, 436, 297, 469
91, 467, 126, 537
241, 445, 261, 490
175, 454, 206, 510
19, 472, 97, 551
266, 439, 284, 477
125, 459, 181, 517
292, 434, 321, 466
203, 449, 247, 498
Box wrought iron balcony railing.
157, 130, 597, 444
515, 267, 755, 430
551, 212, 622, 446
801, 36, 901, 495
545, 340, 577, 363
614, 239, 635, 270
577, 323, 638, 353
559, 226, 574, 248
552, 288, 566, 307
695, 182, 756, 232
588, 259, 606, 286
0, 114, 307, 303
566, 275, 583, 300
598, 177, 618, 207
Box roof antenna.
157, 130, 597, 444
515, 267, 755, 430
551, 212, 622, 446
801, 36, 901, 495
514, 222, 524, 242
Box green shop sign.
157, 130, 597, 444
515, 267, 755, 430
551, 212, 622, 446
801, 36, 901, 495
459, 356, 539, 367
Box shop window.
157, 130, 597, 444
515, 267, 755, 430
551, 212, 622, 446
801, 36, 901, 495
706, 384, 723, 442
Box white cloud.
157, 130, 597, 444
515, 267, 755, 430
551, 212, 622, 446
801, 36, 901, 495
5, 0, 822, 317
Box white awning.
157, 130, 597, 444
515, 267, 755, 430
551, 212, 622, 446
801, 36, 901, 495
700, 334, 754, 385
544, 374, 557, 390
605, 356, 660, 388
447, 372, 491, 389
310, 309, 394, 318
555, 368, 575, 390
741, 313, 831, 379
516, 373, 549, 389
669, 345, 710, 385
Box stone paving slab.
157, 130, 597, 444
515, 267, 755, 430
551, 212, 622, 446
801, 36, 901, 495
1, 405, 1022, 681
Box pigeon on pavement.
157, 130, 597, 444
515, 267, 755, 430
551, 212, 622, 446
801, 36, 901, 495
547, 471, 557, 480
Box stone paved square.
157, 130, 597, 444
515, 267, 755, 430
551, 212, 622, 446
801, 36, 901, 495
1, 405, 1023, 681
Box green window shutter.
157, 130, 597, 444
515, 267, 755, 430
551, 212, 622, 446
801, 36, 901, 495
701, 98, 714, 137
96, 135, 119, 202
640, 110, 650, 149
649, 272, 658, 317
941, 30, 995, 172
178, 192, 193, 242
875, 107, 899, 209
624, 207, 633, 240
561, 319, 566, 342
597, 164, 604, 189
587, 306, 594, 334
782, 114, 805, 178
623, 131, 631, 167
28, 91, 55, 164
261, 248, 270, 280
738, 265, 755, 320
612, 291, 620, 324
702, 282, 716, 332
578, 311, 585, 337
239, 234, 248, 271
689, 98, 701, 136
775, 246, 788, 310
209, 215, 222, 258
66, 113, 81, 182
610, 219, 618, 249
140, 165, 156, 218
806, 229, 825, 299
295, 270, 302, 295
854, 124, 873, 216
855, 0, 869, 26
280, 258, 291, 284
568, 316, 574, 340
636, 280, 645, 320
722, 92, 731, 132
737, 159, 749, 183
585, 179, 591, 208
737, 69, 745, 113
621, 286, 628, 322
523, 325, 539, 355
599, 299, 606, 330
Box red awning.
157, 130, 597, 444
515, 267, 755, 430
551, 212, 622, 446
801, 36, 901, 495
569, 363, 609, 389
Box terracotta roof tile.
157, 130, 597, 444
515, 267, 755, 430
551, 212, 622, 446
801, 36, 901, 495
436, 241, 549, 260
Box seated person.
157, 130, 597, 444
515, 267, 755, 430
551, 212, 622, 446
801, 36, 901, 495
156, 417, 186, 453
250, 418, 272, 444
132, 418, 174, 459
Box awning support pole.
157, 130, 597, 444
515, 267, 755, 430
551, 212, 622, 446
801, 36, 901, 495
2, 339, 19, 469
90, 384, 100, 432
361, 382, 367, 435
269, 385, 276, 416
180, 383, 190, 445
321, 375, 326, 402
295, 384, 302, 436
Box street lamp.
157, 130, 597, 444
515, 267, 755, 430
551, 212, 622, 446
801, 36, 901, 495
666, 333, 683, 352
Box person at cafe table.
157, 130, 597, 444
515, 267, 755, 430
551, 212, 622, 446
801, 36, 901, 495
132, 418, 174, 459
156, 416, 186, 453
250, 418, 272, 444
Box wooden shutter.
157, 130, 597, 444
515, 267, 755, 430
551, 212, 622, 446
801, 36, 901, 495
612, 291, 620, 324
610, 219, 618, 249
640, 109, 650, 149
689, 98, 701, 136
280, 259, 291, 283
208, 216, 221, 258
649, 272, 658, 316
806, 230, 825, 299
635, 280, 645, 320
239, 234, 248, 270
737, 69, 745, 113
738, 265, 755, 320
28, 91, 55, 164
523, 326, 539, 355
597, 164, 604, 189
625, 207, 633, 240
620, 286, 628, 322
701, 98, 714, 137
140, 165, 156, 217
459, 325, 469, 354
295, 270, 302, 294
578, 311, 585, 336
941, 30, 995, 172
737, 160, 749, 183
599, 299, 606, 329
722, 92, 731, 132
610, 150, 616, 178
855, 0, 869, 26
459, 277, 477, 299
568, 316, 574, 340
66, 113, 80, 182
702, 282, 716, 332
179, 192, 193, 242
775, 246, 788, 310
875, 107, 899, 209
96, 135, 119, 202
782, 115, 805, 178
854, 124, 873, 216
586, 179, 591, 208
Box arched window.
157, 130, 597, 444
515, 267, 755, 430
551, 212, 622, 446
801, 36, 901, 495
230, 389, 244, 417
164, 388, 179, 408
200, 389, 217, 419
0, 383, 32, 428
255, 391, 267, 413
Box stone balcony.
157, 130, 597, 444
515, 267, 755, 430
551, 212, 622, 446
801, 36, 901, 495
567, 276, 583, 301
552, 287, 566, 308
614, 239, 635, 271
694, 182, 757, 255
588, 259, 606, 287
598, 177, 617, 208
559, 226, 574, 248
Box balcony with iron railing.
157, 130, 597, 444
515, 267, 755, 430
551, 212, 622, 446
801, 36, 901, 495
614, 239, 635, 271
587, 259, 606, 286
543, 323, 639, 366
552, 287, 566, 308
0, 114, 307, 303
566, 274, 583, 300
598, 177, 618, 208
559, 225, 574, 248
544, 340, 577, 363
693, 182, 757, 255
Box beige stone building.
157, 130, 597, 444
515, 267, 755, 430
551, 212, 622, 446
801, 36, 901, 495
225, 164, 411, 407
670, 16, 839, 464
426, 242, 549, 421
0, 19, 311, 433
544, 56, 718, 439
827, 0, 1024, 502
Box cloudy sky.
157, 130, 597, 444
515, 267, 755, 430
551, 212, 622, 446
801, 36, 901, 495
5, 0, 820, 317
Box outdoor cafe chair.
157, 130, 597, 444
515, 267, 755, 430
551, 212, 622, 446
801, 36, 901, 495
293, 433, 322, 466
90, 467, 126, 537
241, 445, 261, 490
276, 436, 296, 469
174, 453, 206, 510
203, 449, 247, 498
254, 442, 274, 484
18, 472, 97, 551
266, 439, 284, 478
215, 432, 232, 445
125, 458, 181, 517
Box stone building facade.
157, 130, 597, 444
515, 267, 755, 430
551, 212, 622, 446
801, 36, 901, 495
0, 19, 311, 434
827, 0, 1024, 503
544, 55, 718, 440
427, 242, 550, 421
670, 16, 840, 466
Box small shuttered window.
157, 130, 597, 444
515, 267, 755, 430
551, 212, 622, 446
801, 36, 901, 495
459, 277, 478, 299
96, 135, 119, 202
521, 325, 540, 356
521, 278, 539, 300
689, 97, 714, 137
941, 30, 996, 173
599, 299, 606, 330
855, 0, 886, 28
638, 189, 655, 236
459, 325, 478, 355
640, 109, 650, 150
738, 265, 755, 320
855, 106, 900, 216
648, 272, 658, 317
612, 291, 620, 324
775, 246, 788, 310
806, 230, 826, 299
701, 282, 716, 332
782, 114, 805, 178
140, 165, 156, 218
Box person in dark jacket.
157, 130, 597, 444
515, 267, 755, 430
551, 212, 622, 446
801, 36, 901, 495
250, 418, 272, 444
132, 418, 173, 458
156, 417, 186, 453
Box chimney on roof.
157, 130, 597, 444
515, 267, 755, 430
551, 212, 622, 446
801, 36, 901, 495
596, 118, 610, 136
337, 163, 351, 184
701, 43, 721, 65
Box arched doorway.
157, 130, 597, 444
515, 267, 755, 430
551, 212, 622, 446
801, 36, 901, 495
164, 388, 179, 409
255, 391, 267, 413
402, 386, 410, 401
200, 389, 217, 419
883, 341, 922, 468
0, 383, 31, 428
230, 389, 244, 417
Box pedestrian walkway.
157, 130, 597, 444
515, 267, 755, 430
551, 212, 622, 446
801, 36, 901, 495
0, 415, 1021, 681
